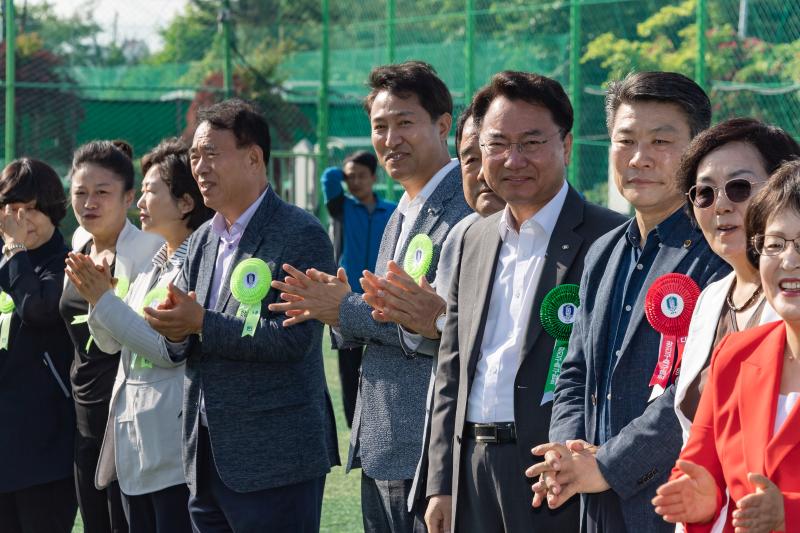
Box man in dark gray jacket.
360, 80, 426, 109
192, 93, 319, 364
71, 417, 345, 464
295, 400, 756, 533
144, 98, 339, 531
270, 61, 472, 532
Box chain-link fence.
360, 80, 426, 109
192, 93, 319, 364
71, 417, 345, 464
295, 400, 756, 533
2, 0, 800, 221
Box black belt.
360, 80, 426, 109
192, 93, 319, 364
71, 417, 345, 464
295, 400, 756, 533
464, 422, 516, 444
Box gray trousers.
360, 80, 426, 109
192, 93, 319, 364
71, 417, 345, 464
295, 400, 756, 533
361, 473, 426, 533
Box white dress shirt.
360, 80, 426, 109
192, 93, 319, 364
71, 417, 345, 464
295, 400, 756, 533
393, 158, 459, 261
466, 181, 567, 423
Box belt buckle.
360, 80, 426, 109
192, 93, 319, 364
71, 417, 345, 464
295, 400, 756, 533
474, 424, 498, 444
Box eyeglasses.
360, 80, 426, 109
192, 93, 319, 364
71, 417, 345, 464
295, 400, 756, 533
752, 234, 800, 256
479, 130, 563, 159
686, 178, 761, 209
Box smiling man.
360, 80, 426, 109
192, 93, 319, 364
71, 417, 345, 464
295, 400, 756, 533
422, 71, 626, 533
527, 72, 730, 533
269, 61, 472, 532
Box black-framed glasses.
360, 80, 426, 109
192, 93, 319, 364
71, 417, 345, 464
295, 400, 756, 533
752, 234, 800, 256
479, 130, 564, 159
686, 178, 761, 209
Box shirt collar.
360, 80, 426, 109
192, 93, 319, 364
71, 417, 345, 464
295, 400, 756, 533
625, 206, 684, 249
211, 186, 269, 241
396, 158, 458, 216
498, 180, 569, 240
151, 238, 190, 270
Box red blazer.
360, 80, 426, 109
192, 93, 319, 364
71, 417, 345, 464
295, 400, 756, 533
674, 320, 800, 532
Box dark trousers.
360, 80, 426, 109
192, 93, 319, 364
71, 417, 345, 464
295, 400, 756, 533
74, 402, 128, 533
0, 477, 77, 533
121, 484, 192, 533
337, 346, 363, 428
457, 438, 580, 533
360, 473, 426, 533
189, 426, 325, 533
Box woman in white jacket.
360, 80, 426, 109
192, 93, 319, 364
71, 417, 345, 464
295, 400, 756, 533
669, 118, 800, 532
65, 138, 213, 533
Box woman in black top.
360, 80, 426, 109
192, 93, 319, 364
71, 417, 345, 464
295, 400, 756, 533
61, 140, 163, 533
0, 159, 77, 533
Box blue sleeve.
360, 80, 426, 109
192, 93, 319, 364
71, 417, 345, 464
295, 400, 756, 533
321, 167, 345, 204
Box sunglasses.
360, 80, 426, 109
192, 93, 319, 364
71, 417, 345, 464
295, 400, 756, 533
686, 178, 760, 209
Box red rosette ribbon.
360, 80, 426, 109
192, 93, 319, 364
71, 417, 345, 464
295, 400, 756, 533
644, 273, 701, 400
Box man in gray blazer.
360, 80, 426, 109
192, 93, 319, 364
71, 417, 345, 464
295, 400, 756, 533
144, 98, 339, 531
422, 71, 627, 533
527, 72, 731, 533
270, 61, 472, 532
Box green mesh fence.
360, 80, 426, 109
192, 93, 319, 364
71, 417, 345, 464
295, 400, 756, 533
2, 0, 800, 217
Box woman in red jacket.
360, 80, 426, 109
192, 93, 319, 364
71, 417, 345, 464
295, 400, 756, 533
652, 159, 800, 532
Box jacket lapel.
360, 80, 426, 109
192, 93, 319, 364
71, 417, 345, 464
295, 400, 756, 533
590, 232, 628, 386
763, 325, 799, 476
195, 234, 218, 308
614, 222, 698, 366
739, 323, 785, 476
374, 209, 403, 276
520, 186, 584, 358
466, 219, 502, 380
214, 188, 276, 313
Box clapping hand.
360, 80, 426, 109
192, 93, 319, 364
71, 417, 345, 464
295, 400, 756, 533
268, 265, 350, 327
361, 260, 445, 339
652, 459, 718, 525
731, 473, 785, 533
64, 253, 114, 305
526, 439, 607, 509
0, 204, 29, 247
143, 282, 204, 342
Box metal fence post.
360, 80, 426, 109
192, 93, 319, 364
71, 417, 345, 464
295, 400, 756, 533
317, 0, 330, 223
4, 0, 15, 164
568, 0, 581, 186
387, 0, 396, 63
221, 0, 233, 98
696, 0, 707, 91
465, 0, 475, 101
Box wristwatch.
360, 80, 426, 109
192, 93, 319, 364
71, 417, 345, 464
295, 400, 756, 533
2, 242, 26, 257
435, 313, 447, 334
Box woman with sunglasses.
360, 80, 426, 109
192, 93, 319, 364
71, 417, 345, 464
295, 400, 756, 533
673, 118, 799, 447
653, 159, 800, 532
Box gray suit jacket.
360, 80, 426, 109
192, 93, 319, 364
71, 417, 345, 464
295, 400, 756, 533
336, 163, 472, 480
426, 186, 627, 529
168, 186, 340, 494
549, 210, 730, 532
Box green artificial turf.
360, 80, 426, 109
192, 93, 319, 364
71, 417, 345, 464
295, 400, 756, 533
73, 338, 363, 532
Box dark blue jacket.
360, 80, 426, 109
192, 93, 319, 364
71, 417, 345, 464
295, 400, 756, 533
0, 230, 74, 492
322, 167, 395, 292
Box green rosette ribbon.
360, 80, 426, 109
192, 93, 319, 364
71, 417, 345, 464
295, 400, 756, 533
72, 276, 130, 352
0, 291, 15, 350
403, 234, 434, 282
539, 284, 580, 405
130, 286, 170, 370
231, 258, 272, 337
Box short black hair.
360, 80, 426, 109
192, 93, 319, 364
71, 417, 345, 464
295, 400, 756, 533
0, 158, 67, 226
678, 118, 800, 225
605, 71, 711, 137
745, 159, 800, 268
196, 98, 271, 165
70, 139, 135, 191
455, 104, 475, 160
471, 71, 573, 136
364, 61, 452, 120
343, 150, 378, 175
141, 138, 214, 231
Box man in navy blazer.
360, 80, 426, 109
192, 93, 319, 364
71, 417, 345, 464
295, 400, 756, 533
527, 72, 730, 532
144, 99, 339, 532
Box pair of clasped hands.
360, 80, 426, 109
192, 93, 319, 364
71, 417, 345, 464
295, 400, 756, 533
267, 260, 445, 337
64, 254, 204, 342
526, 443, 784, 533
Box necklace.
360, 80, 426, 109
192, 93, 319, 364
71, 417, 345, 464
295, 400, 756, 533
726, 280, 763, 313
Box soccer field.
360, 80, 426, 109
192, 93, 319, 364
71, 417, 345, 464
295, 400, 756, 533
72, 337, 363, 532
